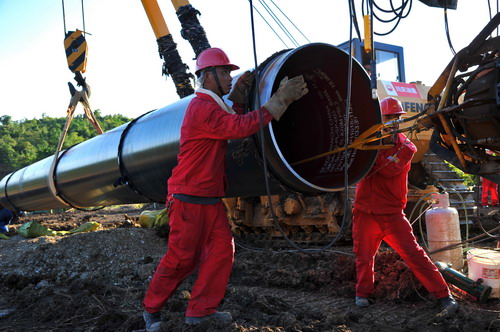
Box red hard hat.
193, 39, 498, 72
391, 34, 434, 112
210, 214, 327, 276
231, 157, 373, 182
380, 97, 405, 115
195, 48, 239, 76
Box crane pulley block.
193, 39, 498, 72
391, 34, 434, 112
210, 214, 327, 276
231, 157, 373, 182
64, 29, 88, 73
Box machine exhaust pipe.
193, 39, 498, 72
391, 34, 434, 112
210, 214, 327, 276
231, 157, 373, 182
0, 43, 381, 212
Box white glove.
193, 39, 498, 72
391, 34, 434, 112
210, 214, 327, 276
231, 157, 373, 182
263, 75, 308, 121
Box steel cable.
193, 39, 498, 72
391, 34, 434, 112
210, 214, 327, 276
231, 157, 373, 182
249, 2, 290, 48
235, 0, 358, 255
257, 0, 300, 47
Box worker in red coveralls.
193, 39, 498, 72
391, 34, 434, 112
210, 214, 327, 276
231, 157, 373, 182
481, 176, 499, 207
481, 150, 499, 207
352, 97, 458, 314
142, 47, 308, 331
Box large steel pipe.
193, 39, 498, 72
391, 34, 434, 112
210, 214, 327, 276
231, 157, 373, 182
0, 43, 381, 211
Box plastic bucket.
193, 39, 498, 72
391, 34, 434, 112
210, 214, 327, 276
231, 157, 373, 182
467, 249, 500, 298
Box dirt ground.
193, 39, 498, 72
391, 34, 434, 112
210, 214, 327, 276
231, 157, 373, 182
0, 205, 499, 332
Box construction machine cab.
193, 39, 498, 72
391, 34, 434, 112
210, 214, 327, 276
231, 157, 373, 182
337, 38, 406, 83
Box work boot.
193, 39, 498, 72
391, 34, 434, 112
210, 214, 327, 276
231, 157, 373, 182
185, 311, 232, 325
355, 296, 370, 308
143, 310, 162, 332
439, 295, 459, 314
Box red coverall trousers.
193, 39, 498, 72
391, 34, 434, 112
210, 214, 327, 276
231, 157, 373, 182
143, 198, 234, 317
481, 177, 499, 206
352, 208, 450, 299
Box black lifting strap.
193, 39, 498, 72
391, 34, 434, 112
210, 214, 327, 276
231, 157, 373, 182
52, 145, 105, 212
113, 110, 162, 204
2, 172, 20, 214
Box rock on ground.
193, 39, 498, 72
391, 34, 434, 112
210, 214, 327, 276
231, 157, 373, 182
0, 205, 499, 331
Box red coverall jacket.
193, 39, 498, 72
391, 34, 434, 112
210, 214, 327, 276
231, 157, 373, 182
481, 177, 499, 206
168, 92, 273, 197
354, 133, 416, 213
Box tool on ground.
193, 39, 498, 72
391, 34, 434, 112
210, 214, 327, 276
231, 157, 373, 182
435, 261, 492, 303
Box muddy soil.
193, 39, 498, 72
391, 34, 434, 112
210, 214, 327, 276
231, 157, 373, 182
0, 205, 499, 332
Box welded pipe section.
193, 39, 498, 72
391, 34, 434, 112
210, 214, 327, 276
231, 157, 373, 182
0, 43, 381, 211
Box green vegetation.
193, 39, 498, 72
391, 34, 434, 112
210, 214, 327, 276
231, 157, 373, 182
447, 161, 479, 188
0, 111, 131, 173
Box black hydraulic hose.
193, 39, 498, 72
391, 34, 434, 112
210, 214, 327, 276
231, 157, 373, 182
383, 106, 428, 129
114, 109, 159, 203
454, 60, 496, 98
238, 0, 357, 255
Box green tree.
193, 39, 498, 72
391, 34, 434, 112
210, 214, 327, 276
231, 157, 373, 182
447, 162, 479, 188
0, 115, 12, 126
0, 112, 131, 174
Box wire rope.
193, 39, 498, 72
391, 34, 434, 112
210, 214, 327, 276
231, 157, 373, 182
61, 0, 87, 36
258, 0, 300, 47
488, 0, 500, 35
236, 0, 358, 255
350, 0, 364, 41
444, 1, 457, 55
250, 3, 290, 48
62, 0, 67, 35
268, 0, 311, 43
81, 0, 86, 36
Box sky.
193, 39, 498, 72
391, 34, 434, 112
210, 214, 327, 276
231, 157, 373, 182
0, 0, 498, 121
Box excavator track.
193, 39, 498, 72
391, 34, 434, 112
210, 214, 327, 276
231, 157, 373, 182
225, 192, 352, 246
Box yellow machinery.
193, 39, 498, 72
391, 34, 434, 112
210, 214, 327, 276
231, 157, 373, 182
376, 80, 432, 163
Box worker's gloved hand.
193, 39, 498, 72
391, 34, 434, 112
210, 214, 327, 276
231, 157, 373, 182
228, 71, 255, 104
263, 75, 308, 121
